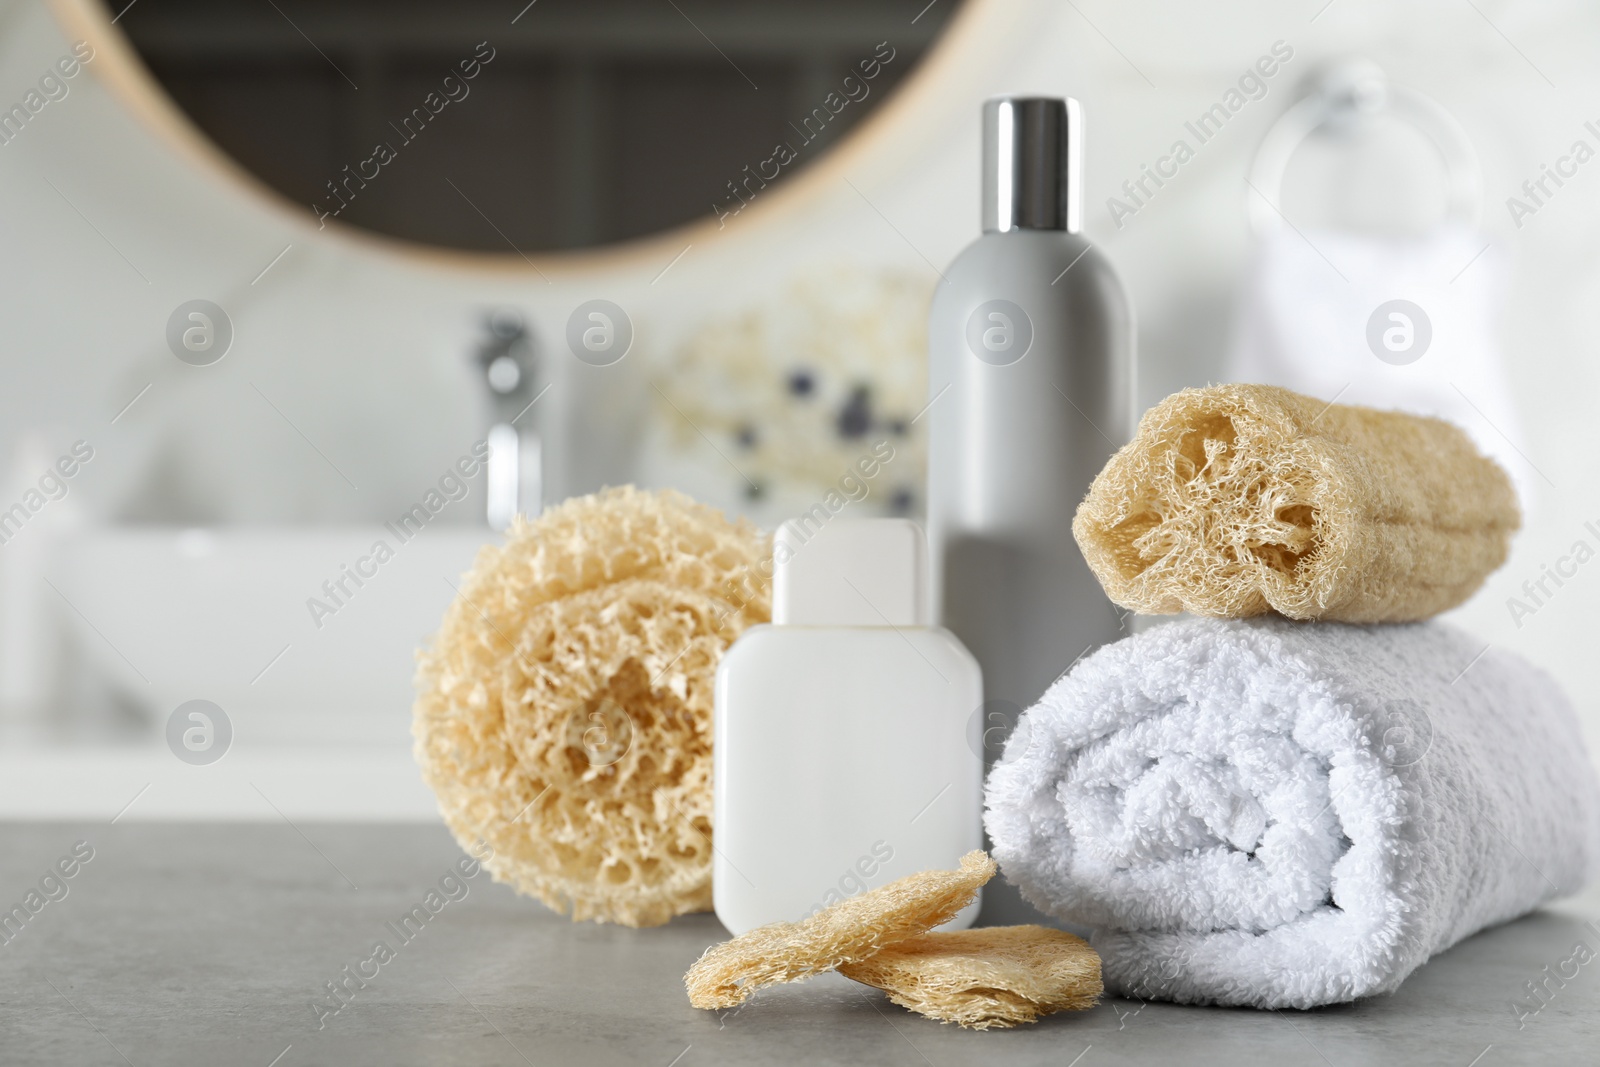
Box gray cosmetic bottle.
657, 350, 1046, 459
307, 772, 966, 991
926, 97, 1132, 920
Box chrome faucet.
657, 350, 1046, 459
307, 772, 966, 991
476, 310, 542, 530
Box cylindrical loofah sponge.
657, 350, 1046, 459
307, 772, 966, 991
1073, 384, 1519, 622
413, 486, 771, 927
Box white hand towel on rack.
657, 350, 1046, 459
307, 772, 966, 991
984, 616, 1600, 1008
1227, 221, 1537, 510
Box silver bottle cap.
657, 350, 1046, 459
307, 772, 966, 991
982, 96, 1081, 234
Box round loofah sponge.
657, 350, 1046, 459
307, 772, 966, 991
413, 486, 771, 927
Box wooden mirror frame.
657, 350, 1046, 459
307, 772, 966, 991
50, 0, 996, 279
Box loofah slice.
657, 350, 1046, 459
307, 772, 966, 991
839, 925, 1102, 1029
1073, 384, 1519, 622
413, 487, 771, 927
685, 851, 996, 1009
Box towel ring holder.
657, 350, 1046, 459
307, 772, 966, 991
1247, 59, 1482, 233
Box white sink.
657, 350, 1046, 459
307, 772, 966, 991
0, 525, 495, 819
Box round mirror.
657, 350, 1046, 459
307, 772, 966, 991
108, 0, 961, 253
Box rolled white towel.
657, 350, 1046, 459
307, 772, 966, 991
984, 616, 1600, 1009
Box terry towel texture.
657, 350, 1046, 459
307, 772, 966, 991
1072, 384, 1520, 622
984, 617, 1600, 1009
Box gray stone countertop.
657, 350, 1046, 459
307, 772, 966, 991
0, 822, 1595, 1066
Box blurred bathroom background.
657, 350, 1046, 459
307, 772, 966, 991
0, 0, 1595, 818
